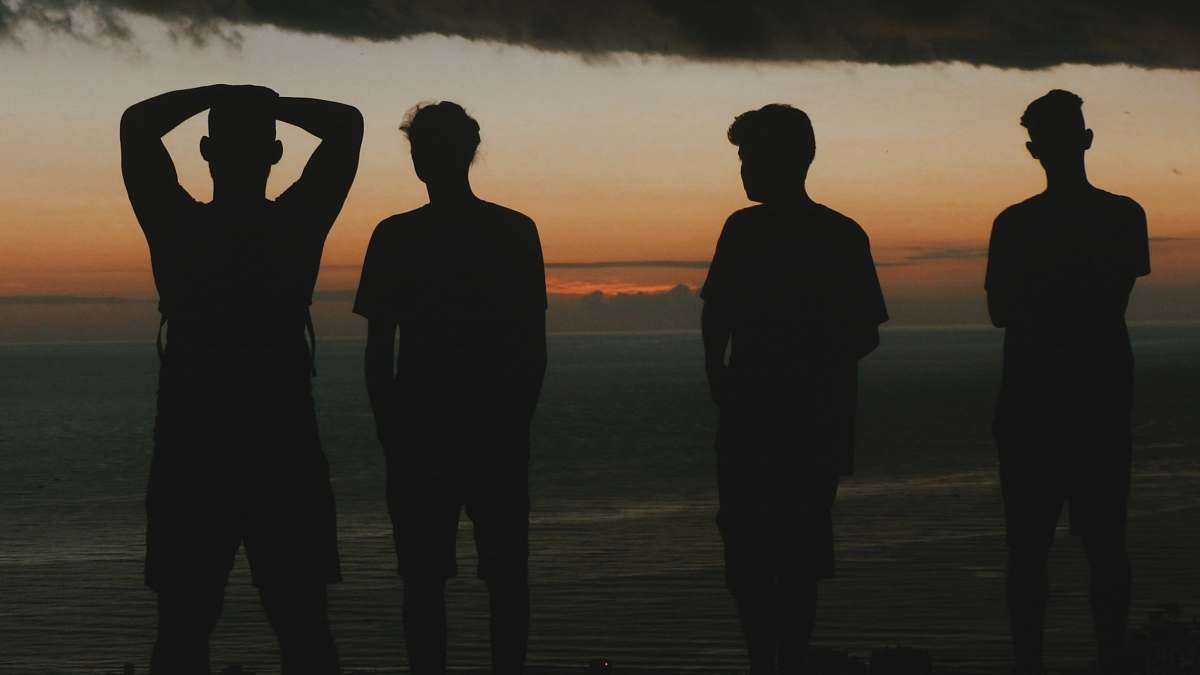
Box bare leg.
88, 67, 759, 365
151, 584, 225, 675
777, 578, 818, 674
403, 577, 448, 675
1007, 546, 1052, 674
487, 573, 529, 675
260, 584, 340, 675
732, 576, 780, 675
1083, 534, 1131, 675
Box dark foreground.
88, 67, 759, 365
86, 605, 1199, 675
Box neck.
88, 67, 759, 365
763, 183, 813, 206
1043, 161, 1091, 195
426, 178, 476, 206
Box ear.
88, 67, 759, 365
1025, 140, 1038, 160
1082, 128, 1094, 150
200, 136, 212, 162
270, 139, 283, 165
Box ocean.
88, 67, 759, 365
1, 325, 1198, 674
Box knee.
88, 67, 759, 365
403, 577, 448, 608
1007, 545, 1051, 583
1083, 537, 1131, 579
157, 586, 224, 636
260, 585, 333, 639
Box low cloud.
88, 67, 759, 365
546, 260, 709, 270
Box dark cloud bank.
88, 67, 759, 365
3, 0, 1199, 69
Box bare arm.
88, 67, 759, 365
517, 313, 549, 428
120, 85, 235, 228
702, 301, 732, 405
365, 317, 397, 447
985, 215, 1023, 329
276, 97, 364, 226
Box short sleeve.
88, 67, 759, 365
850, 231, 889, 326
525, 218, 548, 311
1124, 200, 1151, 278
352, 224, 400, 320
700, 215, 739, 305
985, 212, 1015, 292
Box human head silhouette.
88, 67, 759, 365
401, 101, 481, 188
200, 89, 282, 199
1021, 89, 1093, 176
728, 104, 816, 204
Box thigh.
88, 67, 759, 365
465, 439, 530, 581
145, 391, 240, 591
1069, 429, 1132, 540
998, 437, 1066, 552
716, 411, 839, 582
385, 452, 463, 579
241, 397, 342, 588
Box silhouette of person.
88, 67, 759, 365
121, 84, 363, 674
354, 101, 547, 675
987, 90, 1150, 675
701, 104, 887, 675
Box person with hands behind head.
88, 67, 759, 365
121, 83, 363, 675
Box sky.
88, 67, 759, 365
1, 4, 1198, 339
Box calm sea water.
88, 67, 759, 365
1, 325, 1198, 674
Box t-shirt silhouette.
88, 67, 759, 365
986, 189, 1150, 435
354, 200, 546, 418
702, 202, 887, 371
130, 164, 346, 368
701, 202, 887, 470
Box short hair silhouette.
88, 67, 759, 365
400, 101, 481, 166
208, 100, 277, 142
727, 103, 816, 165
1020, 89, 1085, 138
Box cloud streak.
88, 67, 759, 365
2, 0, 1198, 69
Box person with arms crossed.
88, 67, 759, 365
987, 89, 1150, 675
121, 84, 363, 674
355, 101, 547, 675
701, 104, 887, 675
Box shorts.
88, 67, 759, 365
715, 400, 840, 584
997, 421, 1132, 551
144, 364, 341, 591
384, 431, 530, 580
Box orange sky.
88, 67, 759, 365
1, 19, 1198, 324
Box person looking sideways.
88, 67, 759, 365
701, 104, 887, 675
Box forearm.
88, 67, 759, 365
365, 351, 395, 426
275, 97, 364, 140
701, 304, 731, 376
364, 322, 397, 431
121, 85, 224, 140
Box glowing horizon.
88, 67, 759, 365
2, 17, 1198, 328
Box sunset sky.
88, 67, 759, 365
1, 5, 1198, 338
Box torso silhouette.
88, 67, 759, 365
704, 202, 886, 371
141, 190, 333, 379
702, 202, 887, 468
355, 199, 546, 434
986, 188, 1150, 436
